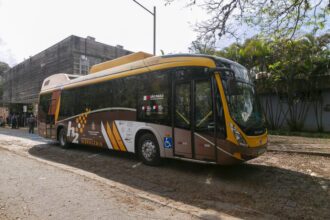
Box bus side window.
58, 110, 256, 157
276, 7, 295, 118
195, 80, 213, 131
59, 89, 75, 119
137, 70, 170, 125
39, 93, 52, 122
175, 83, 191, 129
113, 76, 138, 109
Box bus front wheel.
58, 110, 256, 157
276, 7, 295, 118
58, 128, 70, 149
138, 133, 161, 166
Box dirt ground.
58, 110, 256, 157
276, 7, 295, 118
269, 135, 330, 145
0, 128, 329, 219
268, 135, 330, 157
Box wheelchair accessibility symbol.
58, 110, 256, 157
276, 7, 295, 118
164, 137, 172, 148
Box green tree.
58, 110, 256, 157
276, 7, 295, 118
216, 42, 242, 63
259, 34, 329, 131
190, 33, 330, 131
189, 40, 216, 54
301, 33, 330, 131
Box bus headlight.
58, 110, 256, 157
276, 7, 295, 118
230, 123, 248, 147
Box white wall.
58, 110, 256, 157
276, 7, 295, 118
260, 90, 330, 132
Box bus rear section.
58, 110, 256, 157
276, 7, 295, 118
38, 90, 61, 140
38, 54, 267, 165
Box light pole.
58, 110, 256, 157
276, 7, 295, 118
132, 0, 156, 55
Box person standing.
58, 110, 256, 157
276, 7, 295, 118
28, 114, 36, 134
11, 114, 17, 129
6, 115, 10, 126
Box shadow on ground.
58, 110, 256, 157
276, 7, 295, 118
28, 143, 329, 219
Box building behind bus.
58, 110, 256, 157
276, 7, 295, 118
0, 35, 132, 125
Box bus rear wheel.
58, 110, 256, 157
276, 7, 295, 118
138, 133, 161, 166
58, 128, 70, 149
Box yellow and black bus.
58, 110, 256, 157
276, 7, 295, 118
38, 52, 267, 165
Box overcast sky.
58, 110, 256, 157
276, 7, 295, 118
0, 0, 210, 66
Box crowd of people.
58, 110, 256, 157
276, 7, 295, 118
1, 113, 36, 133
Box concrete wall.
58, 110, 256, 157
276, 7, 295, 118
260, 90, 330, 132
71, 36, 130, 75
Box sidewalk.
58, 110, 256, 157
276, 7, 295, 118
268, 135, 330, 157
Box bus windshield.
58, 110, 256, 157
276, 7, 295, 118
222, 64, 265, 135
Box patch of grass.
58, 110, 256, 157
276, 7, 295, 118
268, 130, 330, 139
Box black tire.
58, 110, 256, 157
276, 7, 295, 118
138, 133, 161, 166
58, 128, 70, 149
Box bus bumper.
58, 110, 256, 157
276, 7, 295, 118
216, 141, 267, 165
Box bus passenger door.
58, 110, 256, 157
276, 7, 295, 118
173, 76, 216, 161
46, 90, 61, 139
173, 81, 193, 158
45, 98, 53, 139
193, 79, 216, 161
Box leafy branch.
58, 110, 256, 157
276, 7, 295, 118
165, 0, 329, 42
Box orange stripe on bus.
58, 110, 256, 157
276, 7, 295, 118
106, 122, 119, 150
54, 96, 61, 122
112, 122, 127, 152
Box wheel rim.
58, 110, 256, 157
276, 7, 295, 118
141, 139, 156, 161
60, 131, 66, 146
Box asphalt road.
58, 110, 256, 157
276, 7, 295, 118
0, 127, 329, 219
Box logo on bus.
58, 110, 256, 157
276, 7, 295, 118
164, 137, 172, 148
67, 121, 79, 144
